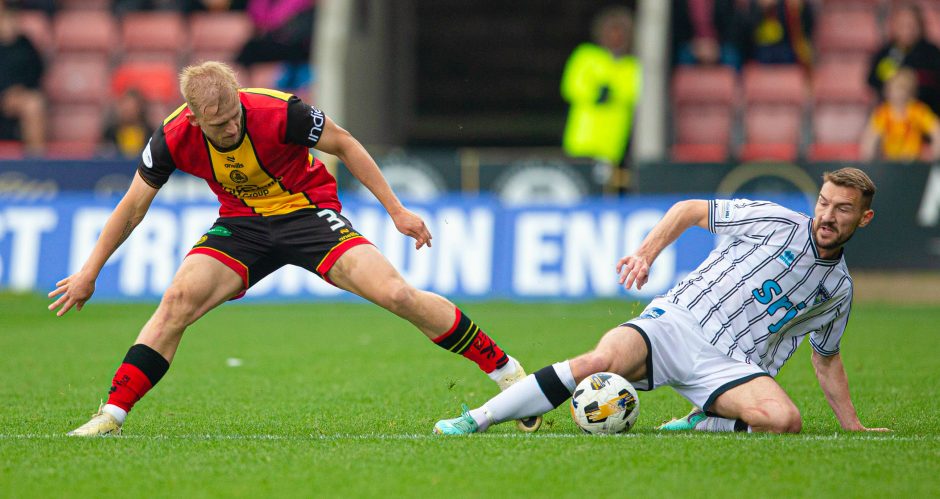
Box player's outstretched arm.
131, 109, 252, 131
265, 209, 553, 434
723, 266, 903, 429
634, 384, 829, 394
811, 350, 890, 432
617, 199, 709, 290
314, 116, 432, 249
48, 173, 159, 316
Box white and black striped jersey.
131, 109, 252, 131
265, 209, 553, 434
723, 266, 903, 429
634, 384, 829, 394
664, 199, 852, 376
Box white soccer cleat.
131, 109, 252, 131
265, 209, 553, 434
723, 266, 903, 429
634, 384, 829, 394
494, 356, 542, 432
67, 408, 122, 437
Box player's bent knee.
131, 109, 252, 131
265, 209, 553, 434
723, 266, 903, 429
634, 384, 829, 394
572, 351, 617, 380
157, 287, 200, 328
381, 281, 418, 315
743, 401, 802, 433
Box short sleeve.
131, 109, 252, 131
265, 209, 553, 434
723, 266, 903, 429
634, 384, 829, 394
709, 199, 806, 240
136, 126, 177, 189
284, 95, 326, 148
915, 103, 939, 133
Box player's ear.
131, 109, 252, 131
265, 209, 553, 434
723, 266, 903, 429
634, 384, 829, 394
858, 209, 874, 228
185, 112, 199, 127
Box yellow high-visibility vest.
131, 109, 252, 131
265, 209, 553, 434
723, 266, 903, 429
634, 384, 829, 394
561, 43, 642, 165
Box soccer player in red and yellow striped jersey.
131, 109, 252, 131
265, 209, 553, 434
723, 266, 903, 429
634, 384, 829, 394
50, 61, 540, 436
861, 68, 940, 162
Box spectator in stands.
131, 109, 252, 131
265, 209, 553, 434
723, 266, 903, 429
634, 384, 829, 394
184, 0, 245, 13
672, 0, 744, 69
741, 0, 814, 68
236, 0, 315, 90
867, 4, 940, 115
0, 1, 45, 156
101, 89, 155, 159
561, 6, 642, 174
860, 68, 940, 162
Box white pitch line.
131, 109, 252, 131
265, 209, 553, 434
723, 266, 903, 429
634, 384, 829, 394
0, 433, 934, 442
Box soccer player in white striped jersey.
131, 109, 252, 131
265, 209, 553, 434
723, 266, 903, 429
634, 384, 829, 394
434, 167, 891, 435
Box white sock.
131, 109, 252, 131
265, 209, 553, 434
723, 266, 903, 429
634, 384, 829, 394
102, 404, 127, 425
486, 355, 519, 383
471, 361, 575, 431
694, 416, 749, 432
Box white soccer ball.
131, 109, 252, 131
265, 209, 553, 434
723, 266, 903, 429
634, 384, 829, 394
570, 372, 639, 434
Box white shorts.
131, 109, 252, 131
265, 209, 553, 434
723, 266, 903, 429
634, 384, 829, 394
622, 298, 770, 414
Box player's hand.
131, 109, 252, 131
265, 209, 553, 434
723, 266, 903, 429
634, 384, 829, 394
391, 208, 433, 250
47, 271, 96, 317
617, 254, 651, 290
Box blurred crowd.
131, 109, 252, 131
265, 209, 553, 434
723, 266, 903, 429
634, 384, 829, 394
0, 0, 315, 158
3, 0, 939, 164
668, 0, 940, 163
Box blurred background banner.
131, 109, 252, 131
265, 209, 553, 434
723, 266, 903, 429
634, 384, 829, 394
0, 191, 809, 301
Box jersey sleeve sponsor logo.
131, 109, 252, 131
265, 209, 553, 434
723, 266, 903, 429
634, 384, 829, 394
715, 199, 735, 223
142, 138, 153, 168
308, 107, 325, 144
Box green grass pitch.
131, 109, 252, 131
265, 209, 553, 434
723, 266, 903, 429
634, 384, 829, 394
1, 293, 938, 498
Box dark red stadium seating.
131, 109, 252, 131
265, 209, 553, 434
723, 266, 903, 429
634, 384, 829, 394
121, 12, 188, 63
111, 61, 180, 104
670, 66, 737, 162
672, 66, 736, 106
0, 141, 25, 159
808, 143, 861, 162
53, 10, 118, 55
675, 105, 732, 145
43, 55, 111, 105
189, 12, 253, 64
671, 143, 729, 163
739, 143, 799, 162
813, 60, 874, 104
815, 9, 881, 58
743, 65, 806, 105
47, 104, 103, 153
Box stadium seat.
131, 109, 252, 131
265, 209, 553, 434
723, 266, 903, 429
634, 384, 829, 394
815, 9, 881, 57
922, 3, 940, 45
189, 12, 253, 64
47, 104, 103, 153
671, 143, 729, 163
0, 141, 25, 159
672, 66, 737, 106
121, 12, 188, 63
675, 105, 732, 145
53, 10, 119, 55
813, 61, 874, 104
17, 10, 52, 56
813, 104, 870, 144
111, 61, 180, 104
739, 143, 799, 162
671, 66, 736, 163
808, 143, 861, 162
43, 55, 111, 105
743, 65, 806, 105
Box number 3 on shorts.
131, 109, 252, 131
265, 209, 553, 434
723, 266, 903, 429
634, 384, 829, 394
317, 209, 346, 231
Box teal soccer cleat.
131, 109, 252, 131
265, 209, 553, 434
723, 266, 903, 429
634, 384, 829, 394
433, 404, 481, 435
658, 407, 708, 431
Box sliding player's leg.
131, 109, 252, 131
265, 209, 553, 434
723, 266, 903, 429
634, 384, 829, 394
433, 325, 649, 435
326, 244, 541, 431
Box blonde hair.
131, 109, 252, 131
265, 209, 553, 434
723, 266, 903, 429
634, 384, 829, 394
179, 61, 239, 117
823, 168, 876, 210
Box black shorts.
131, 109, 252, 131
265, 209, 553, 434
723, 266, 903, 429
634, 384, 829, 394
188, 207, 372, 299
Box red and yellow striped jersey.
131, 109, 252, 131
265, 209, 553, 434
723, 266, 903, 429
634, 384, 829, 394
137, 88, 339, 217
